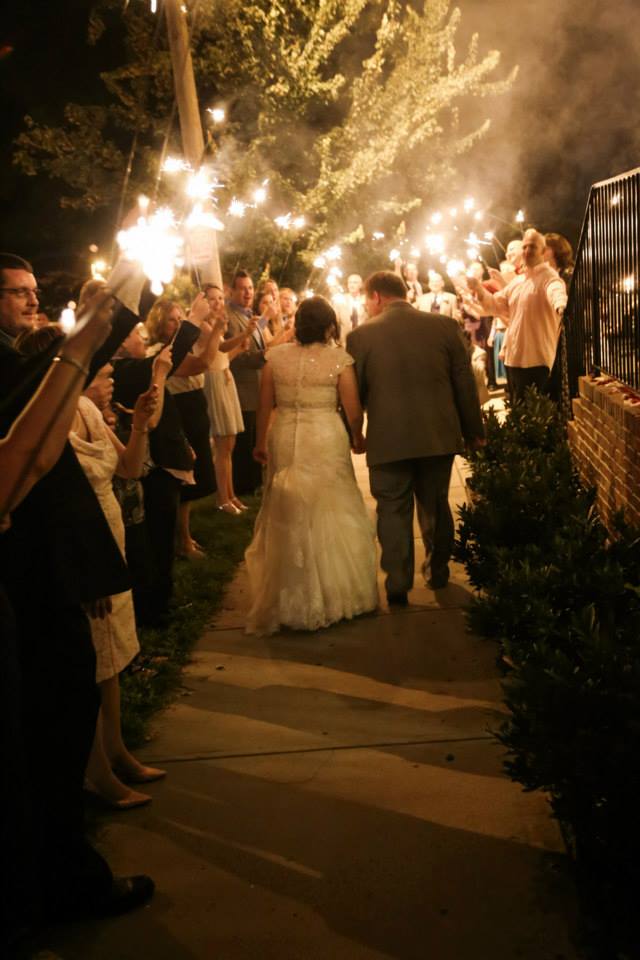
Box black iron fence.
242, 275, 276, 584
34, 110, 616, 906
564, 167, 640, 398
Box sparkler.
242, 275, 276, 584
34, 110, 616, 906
117, 206, 183, 296
185, 203, 224, 231
253, 186, 268, 205
59, 301, 76, 334
186, 169, 215, 201
515, 209, 525, 223
425, 234, 445, 256
304, 290, 314, 299
228, 198, 246, 218
446, 259, 465, 278
431, 212, 443, 225
208, 107, 226, 124
463, 197, 475, 212
162, 156, 190, 174
293, 216, 306, 230
467, 246, 480, 260
274, 214, 292, 229
372, 231, 385, 240
91, 259, 108, 281
389, 248, 400, 261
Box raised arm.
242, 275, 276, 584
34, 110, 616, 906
0, 291, 114, 519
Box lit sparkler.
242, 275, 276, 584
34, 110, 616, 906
253, 185, 268, 205
372, 231, 385, 240
515, 209, 525, 223
313, 255, 327, 269
185, 203, 224, 232
60, 301, 76, 334
91, 259, 108, 281
467, 246, 480, 260
463, 197, 475, 212
274, 214, 292, 229
228, 198, 246, 218
293, 215, 306, 230
446, 259, 465, 278
186, 169, 215, 201
304, 289, 314, 299
117, 207, 183, 296
208, 107, 226, 124
431, 212, 443, 225
325, 245, 342, 261
389, 248, 400, 262
425, 234, 445, 256
163, 156, 190, 174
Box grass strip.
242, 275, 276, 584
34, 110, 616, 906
121, 494, 259, 746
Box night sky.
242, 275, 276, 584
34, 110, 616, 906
0, 0, 639, 275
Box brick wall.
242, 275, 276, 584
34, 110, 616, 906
567, 375, 640, 532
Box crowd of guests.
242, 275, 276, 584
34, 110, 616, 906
0, 223, 573, 952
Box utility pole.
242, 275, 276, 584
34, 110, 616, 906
164, 0, 222, 285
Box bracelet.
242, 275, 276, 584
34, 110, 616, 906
131, 426, 149, 434
53, 354, 89, 378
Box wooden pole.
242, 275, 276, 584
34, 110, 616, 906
164, 0, 222, 285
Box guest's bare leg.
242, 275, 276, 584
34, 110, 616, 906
101, 675, 165, 784
85, 699, 151, 807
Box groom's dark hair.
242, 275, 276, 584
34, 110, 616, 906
364, 271, 407, 300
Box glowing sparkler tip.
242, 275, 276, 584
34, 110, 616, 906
446, 259, 465, 278
228, 198, 246, 218
463, 197, 475, 212
474, 211, 483, 222
430, 212, 443, 225
274, 214, 291, 229
163, 155, 190, 174
253, 186, 267, 205
389, 248, 400, 262
484, 231, 494, 241
467, 247, 480, 260
515, 209, 525, 223
293, 216, 306, 230
91, 259, 108, 281
208, 107, 226, 124
313, 256, 326, 269
305, 289, 314, 299
325, 245, 342, 261
137, 194, 150, 212
60, 301, 76, 334
372, 231, 385, 240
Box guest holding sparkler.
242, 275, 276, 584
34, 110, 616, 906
146, 294, 222, 559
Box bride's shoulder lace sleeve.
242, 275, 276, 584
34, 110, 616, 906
334, 345, 355, 373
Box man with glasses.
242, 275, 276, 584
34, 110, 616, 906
0, 253, 154, 942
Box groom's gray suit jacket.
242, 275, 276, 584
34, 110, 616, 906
346, 300, 484, 467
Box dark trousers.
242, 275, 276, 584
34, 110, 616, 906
369, 454, 455, 596
233, 410, 263, 494
137, 468, 181, 623
11, 597, 112, 922
505, 365, 550, 404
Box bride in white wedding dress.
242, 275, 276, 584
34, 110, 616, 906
245, 296, 378, 635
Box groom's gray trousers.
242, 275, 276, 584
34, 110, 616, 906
369, 454, 455, 595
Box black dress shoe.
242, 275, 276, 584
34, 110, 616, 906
95, 875, 155, 917
427, 575, 449, 590
387, 592, 408, 606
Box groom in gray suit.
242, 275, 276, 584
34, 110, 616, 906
347, 271, 484, 604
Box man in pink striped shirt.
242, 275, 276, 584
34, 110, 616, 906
468, 229, 567, 403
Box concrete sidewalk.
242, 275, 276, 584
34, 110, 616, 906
41, 457, 580, 959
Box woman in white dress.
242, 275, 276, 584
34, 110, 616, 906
245, 296, 378, 635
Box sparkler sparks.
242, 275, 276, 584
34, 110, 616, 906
91, 259, 108, 281
313, 255, 327, 269
274, 214, 292, 229
425, 234, 445, 256
59, 301, 76, 334
446, 259, 465, 278
162, 156, 190, 174
228, 198, 246, 218
431, 212, 443, 225
117, 207, 183, 296
515, 209, 525, 223
463, 197, 475, 212
186, 169, 215, 201
292, 215, 306, 230
185, 203, 224, 231
389, 248, 400, 262
372, 231, 385, 240
208, 107, 226, 124
253, 186, 268, 205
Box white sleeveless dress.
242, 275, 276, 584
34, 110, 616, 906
245, 342, 378, 635
69, 396, 139, 681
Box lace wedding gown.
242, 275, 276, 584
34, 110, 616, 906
245, 342, 378, 635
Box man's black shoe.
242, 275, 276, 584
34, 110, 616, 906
387, 592, 408, 606
90, 875, 155, 918
427, 575, 449, 590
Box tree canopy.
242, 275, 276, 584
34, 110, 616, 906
14, 0, 515, 282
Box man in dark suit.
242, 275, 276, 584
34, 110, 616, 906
0, 253, 153, 931
347, 271, 484, 604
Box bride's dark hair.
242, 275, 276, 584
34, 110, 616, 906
294, 296, 339, 345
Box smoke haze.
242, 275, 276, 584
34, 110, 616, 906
457, 0, 640, 243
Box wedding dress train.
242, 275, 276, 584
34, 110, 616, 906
245, 342, 378, 635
